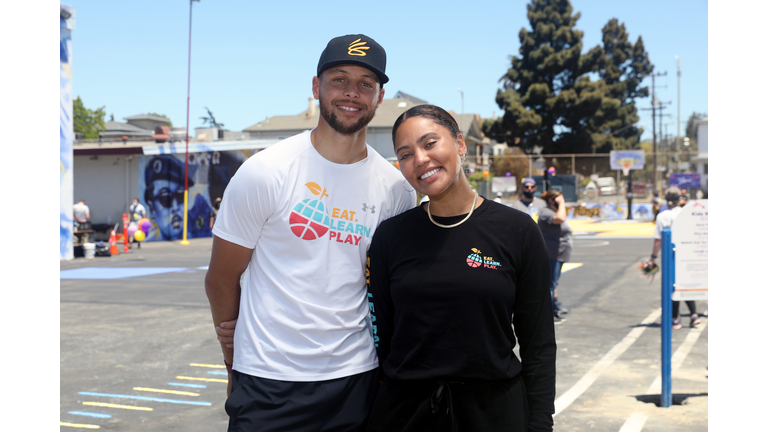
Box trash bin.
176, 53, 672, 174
83, 243, 96, 259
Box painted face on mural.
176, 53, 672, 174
147, 180, 185, 240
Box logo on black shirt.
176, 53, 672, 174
466, 248, 502, 270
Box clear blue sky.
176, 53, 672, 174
63, 0, 707, 142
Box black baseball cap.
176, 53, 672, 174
317, 34, 389, 84
145, 156, 194, 187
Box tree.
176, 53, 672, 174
73, 96, 106, 140
489, 146, 531, 182
200, 107, 224, 129
485, 0, 616, 154
586, 19, 654, 152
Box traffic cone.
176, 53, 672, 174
109, 230, 119, 256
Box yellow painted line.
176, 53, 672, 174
562, 263, 583, 273
176, 375, 228, 383
82, 401, 153, 411
60, 421, 100, 429
190, 363, 226, 368
133, 387, 199, 396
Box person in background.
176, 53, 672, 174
494, 191, 503, 203
511, 177, 547, 221
650, 187, 701, 328
129, 198, 146, 222
73, 199, 91, 243
366, 104, 555, 431
538, 190, 572, 324
73, 199, 90, 228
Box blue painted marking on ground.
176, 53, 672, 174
208, 371, 228, 376
68, 411, 112, 419
61, 267, 189, 279
78, 391, 212, 406
168, 382, 207, 388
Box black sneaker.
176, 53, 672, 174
690, 315, 701, 327
554, 299, 569, 314
554, 313, 566, 325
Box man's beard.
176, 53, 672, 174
319, 97, 376, 135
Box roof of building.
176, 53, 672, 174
243, 94, 485, 144
100, 121, 153, 136
393, 91, 428, 105
123, 114, 173, 123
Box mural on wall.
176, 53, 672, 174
565, 203, 654, 220
138, 150, 252, 241
60, 4, 75, 259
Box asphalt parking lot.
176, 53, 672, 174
60, 232, 707, 431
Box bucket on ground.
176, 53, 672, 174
83, 243, 96, 259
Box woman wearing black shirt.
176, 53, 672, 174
366, 105, 556, 431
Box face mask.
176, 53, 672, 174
523, 190, 535, 199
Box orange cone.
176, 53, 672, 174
109, 230, 119, 256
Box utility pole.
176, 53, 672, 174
676, 56, 681, 152
640, 72, 668, 195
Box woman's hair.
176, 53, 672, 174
391, 104, 461, 145
540, 190, 561, 202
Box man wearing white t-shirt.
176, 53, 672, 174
650, 186, 700, 329
205, 34, 415, 431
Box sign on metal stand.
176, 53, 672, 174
659, 200, 708, 408
661, 228, 674, 408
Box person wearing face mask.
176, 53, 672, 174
511, 177, 547, 221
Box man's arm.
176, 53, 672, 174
552, 195, 567, 224
205, 235, 253, 396
651, 238, 661, 263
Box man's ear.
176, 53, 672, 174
312, 76, 320, 100
375, 86, 385, 109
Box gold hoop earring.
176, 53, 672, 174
402, 179, 415, 192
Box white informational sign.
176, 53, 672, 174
671, 200, 708, 300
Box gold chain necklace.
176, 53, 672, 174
427, 192, 478, 229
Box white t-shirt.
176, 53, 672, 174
130, 202, 146, 220
653, 206, 683, 239
73, 202, 89, 222
213, 130, 415, 381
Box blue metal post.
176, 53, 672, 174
660, 228, 674, 407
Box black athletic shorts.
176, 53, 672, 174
366, 375, 528, 432
225, 369, 379, 432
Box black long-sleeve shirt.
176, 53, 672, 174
367, 199, 556, 431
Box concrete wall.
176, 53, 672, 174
73, 154, 140, 227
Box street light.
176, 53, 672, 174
456, 88, 464, 133
181, 0, 200, 246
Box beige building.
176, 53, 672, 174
243, 91, 488, 167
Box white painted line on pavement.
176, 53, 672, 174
554, 308, 662, 417
618, 319, 708, 432
618, 412, 649, 432
646, 320, 708, 393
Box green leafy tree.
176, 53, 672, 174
685, 111, 706, 147
486, 0, 617, 154
73, 96, 105, 140
586, 19, 654, 152
489, 146, 531, 183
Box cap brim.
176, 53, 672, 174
319, 60, 389, 84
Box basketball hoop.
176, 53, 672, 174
622, 163, 631, 177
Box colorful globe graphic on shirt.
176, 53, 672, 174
289, 199, 331, 240
466, 252, 483, 268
